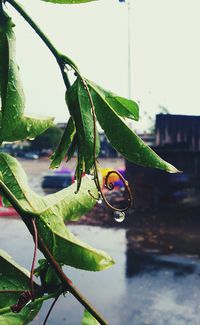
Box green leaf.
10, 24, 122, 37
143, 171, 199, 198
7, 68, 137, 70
89, 81, 139, 121
34, 259, 61, 289
82, 309, 100, 325
0, 13, 9, 102
0, 250, 42, 324
0, 14, 54, 144
88, 83, 179, 173
66, 133, 77, 162
66, 78, 100, 174
75, 148, 85, 193
42, 0, 98, 4
50, 117, 76, 169
0, 153, 114, 271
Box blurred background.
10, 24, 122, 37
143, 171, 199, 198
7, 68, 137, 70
1, 0, 200, 324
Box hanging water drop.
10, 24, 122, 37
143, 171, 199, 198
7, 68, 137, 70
95, 192, 103, 204
114, 211, 125, 223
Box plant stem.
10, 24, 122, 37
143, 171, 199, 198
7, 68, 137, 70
6, 0, 78, 89
0, 292, 58, 315
0, 180, 37, 218
43, 294, 60, 325
0, 181, 109, 324
0, 0, 3, 14
30, 218, 38, 300
37, 234, 109, 325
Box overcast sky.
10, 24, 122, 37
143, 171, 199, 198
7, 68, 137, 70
6, 0, 200, 131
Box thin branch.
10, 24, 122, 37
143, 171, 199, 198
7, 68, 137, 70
0, 180, 37, 218
0, 0, 3, 14
37, 234, 108, 325
0, 292, 60, 316
7, 0, 58, 57
30, 218, 38, 300
0, 290, 27, 294
0, 181, 108, 324
43, 294, 60, 325
6, 0, 73, 89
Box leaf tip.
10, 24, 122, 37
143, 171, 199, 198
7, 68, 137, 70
98, 254, 115, 271
166, 163, 181, 174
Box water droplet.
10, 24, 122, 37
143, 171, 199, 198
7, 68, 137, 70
10, 82, 16, 92
114, 211, 125, 223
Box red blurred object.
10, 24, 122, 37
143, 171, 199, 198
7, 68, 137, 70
0, 197, 19, 217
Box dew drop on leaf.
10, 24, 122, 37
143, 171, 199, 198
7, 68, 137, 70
114, 211, 125, 223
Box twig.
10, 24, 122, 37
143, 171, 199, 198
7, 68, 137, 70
37, 234, 108, 325
6, 0, 73, 89
0, 181, 109, 324
43, 294, 60, 325
30, 218, 38, 300
0, 292, 60, 316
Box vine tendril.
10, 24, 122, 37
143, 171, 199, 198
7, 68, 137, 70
104, 170, 132, 211
43, 294, 60, 325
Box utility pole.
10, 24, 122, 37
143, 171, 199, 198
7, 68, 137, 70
127, 0, 132, 100
119, 0, 132, 99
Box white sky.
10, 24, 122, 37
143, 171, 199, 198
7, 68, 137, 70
6, 0, 200, 131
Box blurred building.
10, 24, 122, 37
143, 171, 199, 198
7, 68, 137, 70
56, 123, 119, 158
126, 113, 200, 211
137, 132, 155, 147
155, 114, 200, 151
99, 133, 119, 158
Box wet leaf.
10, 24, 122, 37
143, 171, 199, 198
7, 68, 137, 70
88, 83, 179, 173
50, 117, 76, 169
0, 250, 42, 324
34, 259, 61, 289
0, 14, 53, 144
89, 80, 139, 121
66, 133, 77, 162
0, 153, 114, 271
82, 309, 100, 325
66, 78, 99, 174
75, 149, 85, 192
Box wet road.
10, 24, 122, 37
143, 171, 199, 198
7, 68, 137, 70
1, 158, 200, 324
1, 219, 200, 325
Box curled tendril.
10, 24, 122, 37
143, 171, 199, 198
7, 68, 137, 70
105, 170, 132, 209
88, 189, 101, 201
89, 169, 132, 212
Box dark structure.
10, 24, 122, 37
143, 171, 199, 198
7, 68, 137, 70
155, 114, 200, 151
126, 114, 200, 212
56, 122, 118, 158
